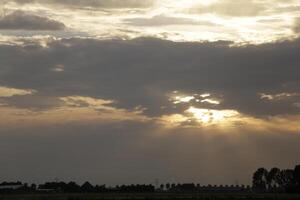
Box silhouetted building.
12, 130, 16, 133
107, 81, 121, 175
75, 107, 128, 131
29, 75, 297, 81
0, 182, 23, 190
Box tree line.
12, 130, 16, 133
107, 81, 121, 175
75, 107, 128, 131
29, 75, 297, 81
1, 164, 299, 194
252, 164, 300, 193
0, 182, 249, 194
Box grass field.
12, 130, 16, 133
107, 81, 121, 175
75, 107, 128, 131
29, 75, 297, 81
1, 193, 300, 200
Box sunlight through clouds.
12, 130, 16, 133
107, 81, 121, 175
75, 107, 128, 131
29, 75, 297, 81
169, 92, 222, 106
200, 99, 220, 105
173, 96, 195, 104
0, 96, 150, 128
0, 86, 36, 97
1, 0, 300, 43
187, 106, 239, 124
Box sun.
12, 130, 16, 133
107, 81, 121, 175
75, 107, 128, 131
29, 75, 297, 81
165, 91, 240, 126
186, 106, 239, 124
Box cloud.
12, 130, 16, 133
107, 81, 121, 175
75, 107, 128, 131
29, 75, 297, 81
0, 11, 66, 30
123, 14, 213, 27
259, 92, 300, 101
190, 0, 268, 17
2, 0, 155, 9
0, 86, 35, 97
0, 98, 148, 128
1, 37, 299, 117
1, 0, 299, 43
189, 0, 300, 17
293, 17, 300, 34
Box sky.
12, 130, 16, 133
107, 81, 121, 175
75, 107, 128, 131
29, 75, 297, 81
0, 0, 300, 186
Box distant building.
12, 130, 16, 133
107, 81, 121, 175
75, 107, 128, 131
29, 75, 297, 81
0, 183, 23, 190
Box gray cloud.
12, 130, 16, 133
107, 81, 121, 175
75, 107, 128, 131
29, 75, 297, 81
0, 11, 65, 30
1, 37, 299, 117
2, 0, 155, 8
0, 94, 63, 110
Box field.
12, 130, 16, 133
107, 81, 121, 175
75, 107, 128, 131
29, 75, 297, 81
1, 193, 300, 200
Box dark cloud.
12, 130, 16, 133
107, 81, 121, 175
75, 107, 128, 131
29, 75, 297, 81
2, 0, 155, 8
0, 37, 299, 117
0, 11, 65, 30
0, 94, 63, 110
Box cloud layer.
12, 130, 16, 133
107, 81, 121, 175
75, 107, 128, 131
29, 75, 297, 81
1, 0, 300, 42
191, 0, 267, 17
0, 37, 299, 117
294, 17, 300, 33
0, 11, 65, 30
2, 0, 155, 8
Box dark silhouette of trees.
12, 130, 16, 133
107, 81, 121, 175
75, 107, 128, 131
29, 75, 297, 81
252, 168, 268, 192
294, 165, 300, 192
64, 182, 81, 193
115, 184, 155, 192
252, 165, 300, 193
171, 183, 176, 189
30, 184, 37, 191
81, 182, 94, 193
266, 167, 280, 190
166, 183, 170, 190
1, 164, 300, 194
160, 184, 164, 191
277, 170, 294, 189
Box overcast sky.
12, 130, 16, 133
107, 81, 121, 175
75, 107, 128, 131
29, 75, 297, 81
0, 0, 299, 186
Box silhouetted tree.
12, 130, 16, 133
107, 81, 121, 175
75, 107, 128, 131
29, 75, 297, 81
65, 182, 81, 193
30, 184, 37, 191
181, 183, 195, 191
166, 183, 170, 190
81, 182, 94, 193
160, 184, 164, 191
252, 168, 268, 192
266, 167, 280, 191
294, 165, 300, 188
95, 184, 106, 193
277, 169, 294, 192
